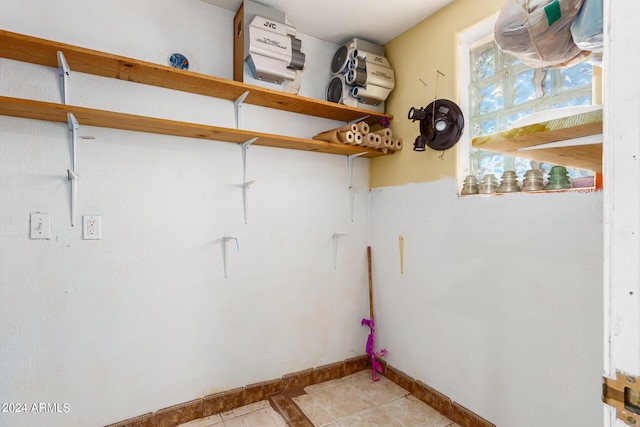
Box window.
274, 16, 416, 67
457, 16, 596, 187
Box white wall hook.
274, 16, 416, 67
222, 236, 239, 278
332, 233, 349, 269
57, 51, 70, 104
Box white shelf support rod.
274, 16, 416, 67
67, 113, 80, 226
241, 137, 258, 224
222, 236, 239, 278
348, 152, 366, 222
68, 113, 79, 172
332, 233, 349, 269
57, 51, 71, 105
67, 169, 79, 227
234, 90, 250, 130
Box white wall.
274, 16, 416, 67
370, 179, 603, 427
0, 2, 606, 427
0, 1, 370, 426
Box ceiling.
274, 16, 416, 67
200, 0, 455, 45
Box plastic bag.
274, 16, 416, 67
494, 0, 589, 68
571, 0, 604, 52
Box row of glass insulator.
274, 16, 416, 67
461, 166, 573, 195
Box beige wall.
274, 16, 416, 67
370, 0, 504, 188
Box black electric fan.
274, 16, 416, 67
408, 99, 464, 151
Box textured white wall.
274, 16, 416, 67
0, 1, 370, 426
369, 179, 603, 427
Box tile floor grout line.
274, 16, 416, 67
342, 382, 378, 408
378, 400, 410, 427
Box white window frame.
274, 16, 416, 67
457, 14, 497, 187
457, 14, 595, 190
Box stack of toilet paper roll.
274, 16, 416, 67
312, 121, 402, 153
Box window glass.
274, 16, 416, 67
478, 84, 504, 113
513, 70, 536, 105
468, 41, 594, 180
473, 47, 495, 80
560, 62, 592, 91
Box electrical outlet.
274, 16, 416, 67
83, 215, 101, 240
30, 213, 51, 239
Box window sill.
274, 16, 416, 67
459, 186, 602, 198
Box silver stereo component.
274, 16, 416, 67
326, 38, 395, 111
242, 3, 305, 94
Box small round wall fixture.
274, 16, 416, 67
169, 53, 189, 70
408, 99, 464, 151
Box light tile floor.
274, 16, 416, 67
178, 370, 460, 427
293, 370, 460, 427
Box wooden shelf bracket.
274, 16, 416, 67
57, 51, 70, 105
67, 112, 79, 226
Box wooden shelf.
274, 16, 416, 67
0, 29, 392, 126
0, 96, 388, 158
472, 110, 603, 172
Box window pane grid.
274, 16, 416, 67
468, 41, 593, 179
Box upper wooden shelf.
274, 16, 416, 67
0, 96, 388, 158
472, 110, 603, 172
0, 29, 391, 126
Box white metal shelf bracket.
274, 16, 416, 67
332, 233, 349, 269
234, 90, 250, 130
57, 51, 71, 104
348, 115, 369, 125
222, 236, 239, 278
67, 113, 80, 226
241, 137, 258, 224
348, 152, 366, 222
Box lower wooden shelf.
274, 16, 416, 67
0, 96, 390, 158
471, 110, 603, 172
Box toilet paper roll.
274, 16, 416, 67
372, 128, 392, 138
338, 130, 355, 144
356, 121, 370, 135
353, 132, 364, 145
313, 130, 341, 143
381, 137, 392, 149
336, 123, 359, 133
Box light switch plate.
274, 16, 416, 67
83, 215, 101, 240
30, 213, 51, 239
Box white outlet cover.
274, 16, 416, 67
83, 215, 101, 240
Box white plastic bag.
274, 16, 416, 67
571, 0, 604, 52
494, 0, 589, 68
